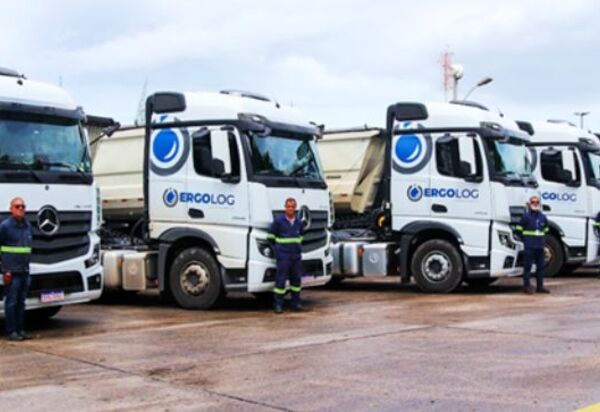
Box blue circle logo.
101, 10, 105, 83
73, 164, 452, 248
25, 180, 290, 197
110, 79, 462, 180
153, 129, 180, 163
150, 127, 190, 176
407, 184, 423, 201
396, 135, 422, 163
163, 188, 179, 207
392, 123, 432, 174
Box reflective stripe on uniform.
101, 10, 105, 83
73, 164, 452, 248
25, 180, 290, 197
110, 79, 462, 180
516, 225, 524, 231
274, 237, 303, 244
266, 234, 276, 240
273, 287, 287, 295
522, 230, 545, 237
289, 285, 301, 293
0, 245, 32, 254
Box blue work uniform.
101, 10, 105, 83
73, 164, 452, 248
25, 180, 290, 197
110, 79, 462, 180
0, 216, 33, 334
516, 210, 548, 290
268, 214, 303, 307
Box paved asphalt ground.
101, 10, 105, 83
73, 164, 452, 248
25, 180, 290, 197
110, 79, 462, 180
2, 272, 600, 412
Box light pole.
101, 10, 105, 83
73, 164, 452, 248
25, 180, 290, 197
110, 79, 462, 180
574, 111, 590, 129
463, 77, 493, 101
451, 64, 464, 101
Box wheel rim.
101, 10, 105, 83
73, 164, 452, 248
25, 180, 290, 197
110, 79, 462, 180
421, 251, 452, 283
544, 244, 553, 266
180, 261, 210, 296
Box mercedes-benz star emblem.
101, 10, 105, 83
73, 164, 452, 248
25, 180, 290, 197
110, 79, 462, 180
37, 206, 60, 236
299, 205, 312, 230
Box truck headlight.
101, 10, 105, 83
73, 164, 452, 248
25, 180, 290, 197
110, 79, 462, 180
498, 231, 516, 250
85, 244, 101, 268
256, 240, 274, 258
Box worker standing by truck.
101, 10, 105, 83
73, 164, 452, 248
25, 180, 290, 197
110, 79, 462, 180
2, 197, 33, 340
517, 195, 550, 295
269, 198, 304, 314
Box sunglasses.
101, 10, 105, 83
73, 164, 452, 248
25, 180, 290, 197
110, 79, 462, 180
530, 201, 539, 205
13, 204, 26, 210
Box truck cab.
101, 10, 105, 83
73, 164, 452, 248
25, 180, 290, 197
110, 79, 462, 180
523, 120, 600, 276
0, 68, 103, 318
95, 90, 332, 309
321, 101, 537, 292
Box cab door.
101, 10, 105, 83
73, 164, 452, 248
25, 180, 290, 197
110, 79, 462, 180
537, 145, 586, 253
184, 126, 250, 267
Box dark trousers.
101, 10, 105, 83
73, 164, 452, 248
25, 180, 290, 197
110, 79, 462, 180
4, 272, 30, 334
274, 258, 302, 306
523, 249, 545, 289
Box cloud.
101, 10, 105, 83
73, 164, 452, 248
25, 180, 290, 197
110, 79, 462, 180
1, 0, 599, 129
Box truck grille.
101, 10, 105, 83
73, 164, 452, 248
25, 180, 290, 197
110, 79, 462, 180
0, 271, 84, 299
272, 209, 329, 254
0, 211, 91, 264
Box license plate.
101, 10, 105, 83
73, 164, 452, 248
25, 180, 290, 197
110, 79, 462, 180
40, 290, 65, 303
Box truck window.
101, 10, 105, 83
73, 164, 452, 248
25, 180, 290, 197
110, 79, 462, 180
435, 136, 482, 178
192, 131, 240, 178
541, 150, 580, 185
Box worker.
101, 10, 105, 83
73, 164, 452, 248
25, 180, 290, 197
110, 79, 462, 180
268, 198, 304, 314
516, 195, 550, 295
1, 197, 33, 340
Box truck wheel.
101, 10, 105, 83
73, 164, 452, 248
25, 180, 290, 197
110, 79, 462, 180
169, 247, 223, 309
543, 236, 564, 277
411, 239, 463, 293
464, 278, 497, 288
26, 306, 62, 322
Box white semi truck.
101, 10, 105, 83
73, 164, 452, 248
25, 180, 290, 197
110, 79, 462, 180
94, 90, 332, 309
0, 67, 103, 318
520, 120, 600, 276
320, 101, 538, 292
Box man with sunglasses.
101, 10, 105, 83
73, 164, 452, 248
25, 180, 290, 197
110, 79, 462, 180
516, 195, 550, 295
1, 197, 33, 340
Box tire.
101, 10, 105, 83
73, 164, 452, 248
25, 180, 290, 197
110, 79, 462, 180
411, 239, 463, 293
169, 247, 224, 309
252, 292, 274, 307
26, 305, 62, 322
326, 276, 345, 288
543, 235, 564, 278
464, 278, 497, 288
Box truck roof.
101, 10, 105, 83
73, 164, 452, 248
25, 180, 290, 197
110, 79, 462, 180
0, 70, 78, 111
324, 102, 525, 139
527, 120, 598, 146
152, 90, 314, 129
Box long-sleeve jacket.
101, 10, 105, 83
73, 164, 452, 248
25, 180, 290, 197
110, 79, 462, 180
0, 216, 33, 273
516, 210, 548, 250
268, 214, 303, 260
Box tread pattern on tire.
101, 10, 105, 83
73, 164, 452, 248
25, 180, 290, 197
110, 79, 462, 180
411, 239, 463, 293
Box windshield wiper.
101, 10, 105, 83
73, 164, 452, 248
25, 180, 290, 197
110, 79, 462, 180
34, 160, 92, 183
0, 160, 43, 182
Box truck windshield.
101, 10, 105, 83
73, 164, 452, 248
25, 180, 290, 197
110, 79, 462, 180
248, 132, 325, 186
486, 139, 535, 185
0, 116, 91, 181
586, 151, 600, 183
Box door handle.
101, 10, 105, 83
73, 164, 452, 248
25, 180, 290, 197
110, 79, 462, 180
431, 204, 447, 213
542, 205, 551, 212
188, 208, 205, 219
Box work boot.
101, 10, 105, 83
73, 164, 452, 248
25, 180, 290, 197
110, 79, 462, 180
7, 332, 23, 341
523, 286, 534, 295
536, 287, 550, 294
18, 331, 33, 340
274, 305, 283, 314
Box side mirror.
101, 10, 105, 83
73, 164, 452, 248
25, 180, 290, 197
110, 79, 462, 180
560, 149, 578, 185
458, 136, 477, 178
211, 159, 225, 177
150, 92, 186, 114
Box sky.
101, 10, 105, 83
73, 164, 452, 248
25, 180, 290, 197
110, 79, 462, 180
2, 0, 600, 131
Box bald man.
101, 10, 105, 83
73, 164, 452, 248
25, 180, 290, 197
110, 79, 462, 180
1, 197, 33, 340
516, 195, 550, 295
